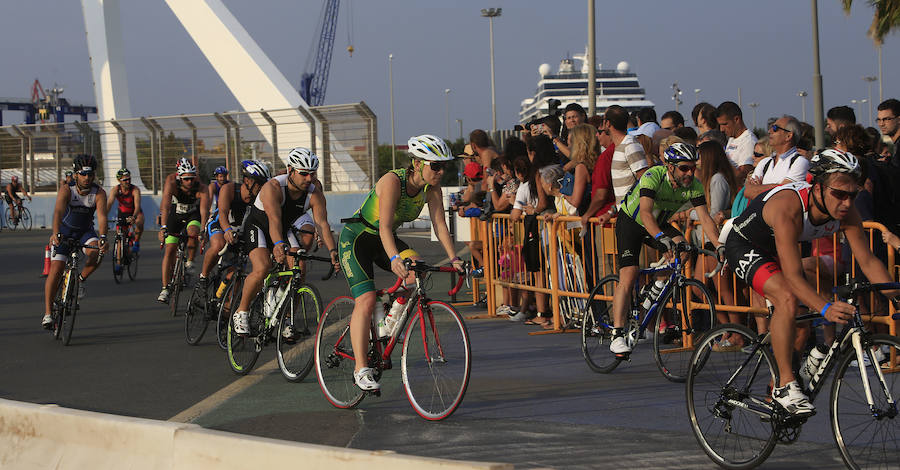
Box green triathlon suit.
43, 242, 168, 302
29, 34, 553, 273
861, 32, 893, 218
340, 168, 428, 298
615, 165, 706, 267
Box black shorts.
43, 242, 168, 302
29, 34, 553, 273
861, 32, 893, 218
614, 214, 681, 268
723, 233, 781, 294
166, 210, 200, 235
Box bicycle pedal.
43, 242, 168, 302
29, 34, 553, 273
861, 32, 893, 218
368, 389, 381, 398
614, 352, 631, 361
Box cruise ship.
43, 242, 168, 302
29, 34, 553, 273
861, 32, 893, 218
519, 50, 655, 122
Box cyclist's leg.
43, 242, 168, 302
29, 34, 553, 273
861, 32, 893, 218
287, 213, 316, 273
201, 219, 224, 279
611, 216, 645, 330
134, 210, 145, 239
185, 219, 202, 262
161, 216, 186, 289
79, 230, 101, 280
236, 227, 272, 313
43, 242, 69, 321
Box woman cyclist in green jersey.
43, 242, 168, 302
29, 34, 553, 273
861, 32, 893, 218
339, 134, 465, 391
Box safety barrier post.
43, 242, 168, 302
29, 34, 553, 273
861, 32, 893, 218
481, 217, 496, 316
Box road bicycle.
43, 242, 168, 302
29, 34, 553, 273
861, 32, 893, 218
48, 237, 100, 346
686, 279, 900, 470
581, 242, 720, 382
226, 249, 335, 381
161, 228, 194, 317
315, 260, 471, 421
185, 239, 247, 347
5, 199, 32, 230
111, 215, 139, 283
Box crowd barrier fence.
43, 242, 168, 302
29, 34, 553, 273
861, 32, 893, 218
470, 214, 899, 371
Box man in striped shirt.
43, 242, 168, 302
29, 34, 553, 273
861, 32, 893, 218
606, 105, 649, 209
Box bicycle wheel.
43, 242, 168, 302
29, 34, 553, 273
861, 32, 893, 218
112, 237, 124, 284
184, 283, 209, 345
401, 300, 471, 420
315, 296, 365, 409
60, 270, 79, 346
226, 291, 263, 375
277, 283, 322, 382
216, 274, 241, 350
653, 278, 717, 383
581, 274, 623, 373
126, 236, 139, 281
20, 207, 32, 230
5, 206, 15, 230
170, 254, 185, 317
51, 272, 68, 340
687, 324, 778, 470
831, 333, 900, 470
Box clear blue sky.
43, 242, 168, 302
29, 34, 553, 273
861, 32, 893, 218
0, 0, 896, 142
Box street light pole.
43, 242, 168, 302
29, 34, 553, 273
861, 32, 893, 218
798, 91, 808, 122
671, 82, 682, 112
748, 102, 759, 131
694, 88, 701, 107
456, 119, 463, 141
863, 76, 877, 126
810, 0, 825, 149
389, 53, 396, 170
587, 0, 596, 116
481, 8, 501, 133
444, 88, 451, 141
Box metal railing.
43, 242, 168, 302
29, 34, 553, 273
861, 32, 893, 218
0, 103, 377, 193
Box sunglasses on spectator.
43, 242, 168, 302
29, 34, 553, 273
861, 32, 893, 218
429, 161, 448, 172
753, 151, 765, 158
827, 185, 859, 201
770, 124, 790, 134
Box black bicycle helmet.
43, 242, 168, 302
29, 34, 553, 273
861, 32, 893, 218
73, 154, 98, 173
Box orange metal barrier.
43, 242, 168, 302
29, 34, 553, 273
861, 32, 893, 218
474, 213, 899, 368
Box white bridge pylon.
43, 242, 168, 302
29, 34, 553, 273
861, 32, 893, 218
81, 0, 364, 191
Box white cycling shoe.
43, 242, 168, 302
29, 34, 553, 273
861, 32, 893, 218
354, 367, 381, 391
232, 310, 250, 334
772, 381, 816, 416
609, 336, 632, 355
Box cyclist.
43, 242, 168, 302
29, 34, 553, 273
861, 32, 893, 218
720, 148, 899, 416
208, 165, 230, 214
106, 168, 144, 257
610, 143, 725, 355
42, 155, 108, 328
340, 134, 465, 391
197, 159, 270, 289
232, 148, 340, 334
157, 158, 208, 303
5, 175, 31, 222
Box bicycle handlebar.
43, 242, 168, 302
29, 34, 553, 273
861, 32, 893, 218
286, 250, 337, 281
651, 242, 724, 278
384, 260, 469, 297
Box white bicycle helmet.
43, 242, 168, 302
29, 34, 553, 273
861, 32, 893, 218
241, 159, 271, 182
809, 148, 862, 181
176, 157, 196, 176
407, 134, 454, 161
287, 147, 319, 171
663, 142, 699, 163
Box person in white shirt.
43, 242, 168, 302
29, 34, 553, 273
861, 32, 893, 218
607, 106, 650, 204
743, 115, 809, 200
628, 107, 661, 138
717, 101, 757, 181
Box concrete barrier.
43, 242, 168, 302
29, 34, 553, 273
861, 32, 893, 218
0, 399, 512, 470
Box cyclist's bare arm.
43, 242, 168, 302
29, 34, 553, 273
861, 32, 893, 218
217, 181, 235, 232
96, 188, 109, 247
132, 186, 141, 217
207, 182, 217, 210
765, 191, 840, 316
105, 186, 118, 216
842, 208, 899, 297
375, 174, 408, 279
258, 178, 284, 246
309, 191, 340, 270
159, 174, 176, 228
197, 188, 209, 230
692, 203, 722, 248
49, 185, 69, 246
426, 186, 459, 263
638, 195, 673, 243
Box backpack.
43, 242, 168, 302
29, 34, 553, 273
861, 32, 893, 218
867, 159, 900, 234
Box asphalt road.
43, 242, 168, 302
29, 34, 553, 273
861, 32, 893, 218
0, 229, 868, 469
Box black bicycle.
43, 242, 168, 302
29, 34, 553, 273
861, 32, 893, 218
185, 238, 248, 347
111, 216, 139, 283
49, 237, 100, 345
161, 229, 193, 317
686, 279, 900, 470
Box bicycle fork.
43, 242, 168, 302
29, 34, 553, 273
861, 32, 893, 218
850, 332, 897, 418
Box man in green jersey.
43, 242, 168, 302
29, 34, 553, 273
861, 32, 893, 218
610, 143, 725, 355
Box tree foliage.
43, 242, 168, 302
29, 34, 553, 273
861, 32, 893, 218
842, 0, 900, 45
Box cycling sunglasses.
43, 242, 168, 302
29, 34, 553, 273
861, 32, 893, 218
827, 185, 859, 201
429, 161, 449, 172
120, 178, 131, 183
76, 170, 95, 176
676, 164, 696, 173
296, 170, 315, 176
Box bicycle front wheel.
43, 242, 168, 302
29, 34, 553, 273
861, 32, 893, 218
277, 283, 322, 382
315, 296, 365, 409
60, 270, 79, 346
687, 324, 777, 470
226, 293, 262, 375
653, 278, 716, 383
831, 333, 900, 470
112, 238, 124, 284
126, 237, 139, 280
216, 274, 241, 350
401, 300, 471, 421
184, 283, 209, 345
581, 274, 622, 373
170, 255, 185, 317
21, 207, 32, 230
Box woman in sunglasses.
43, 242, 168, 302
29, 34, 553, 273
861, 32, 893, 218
106, 168, 144, 255
339, 134, 464, 391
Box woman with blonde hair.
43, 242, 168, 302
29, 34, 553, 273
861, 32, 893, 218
563, 123, 598, 215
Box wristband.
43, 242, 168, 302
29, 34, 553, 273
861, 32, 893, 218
330, 248, 338, 253
451, 256, 462, 262
273, 240, 285, 248
160, 225, 167, 229
224, 227, 233, 232
654, 231, 664, 240
390, 254, 400, 262
820, 302, 832, 318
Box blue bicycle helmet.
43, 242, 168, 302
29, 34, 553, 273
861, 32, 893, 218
213, 165, 229, 175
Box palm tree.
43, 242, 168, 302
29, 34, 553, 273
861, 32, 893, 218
842, 0, 900, 44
